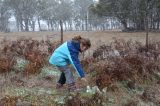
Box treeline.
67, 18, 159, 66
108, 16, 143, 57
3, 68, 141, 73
0, 0, 96, 32
92, 0, 160, 31
0, 0, 160, 32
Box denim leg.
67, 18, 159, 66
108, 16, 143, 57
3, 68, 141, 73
64, 67, 75, 84
57, 66, 75, 84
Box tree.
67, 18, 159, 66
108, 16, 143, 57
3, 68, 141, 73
93, 0, 160, 31
153, 0, 160, 29
56, 0, 73, 30
92, 0, 132, 30
74, 0, 94, 30
8, 0, 37, 31
0, 0, 11, 32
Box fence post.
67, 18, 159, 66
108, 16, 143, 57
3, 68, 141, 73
60, 20, 63, 44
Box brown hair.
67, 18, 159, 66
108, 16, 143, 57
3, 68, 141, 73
72, 35, 91, 48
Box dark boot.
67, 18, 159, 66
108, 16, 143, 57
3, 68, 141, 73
56, 72, 66, 89
58, 72, 66, 84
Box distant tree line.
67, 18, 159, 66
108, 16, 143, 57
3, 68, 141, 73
91, 0, 160, 31
0, 0, 160, 32
0, 0, 97, 32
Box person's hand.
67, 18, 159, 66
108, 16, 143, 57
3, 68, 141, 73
81, 77, 87, 83
80, 77, 89, 87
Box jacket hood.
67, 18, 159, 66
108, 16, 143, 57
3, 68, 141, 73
70, 40, 81, 52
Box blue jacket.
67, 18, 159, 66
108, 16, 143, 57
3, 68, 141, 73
49, 40, 85, 78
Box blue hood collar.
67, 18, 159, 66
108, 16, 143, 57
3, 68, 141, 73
71, 40, 81, 52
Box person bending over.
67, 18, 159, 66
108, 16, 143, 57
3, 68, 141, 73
49, 35, 91, 92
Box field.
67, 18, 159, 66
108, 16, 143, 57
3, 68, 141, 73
1, 31, 160, 47
0, 31, 160, 106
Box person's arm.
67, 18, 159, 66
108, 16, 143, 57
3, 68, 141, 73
68, 52, 85, 78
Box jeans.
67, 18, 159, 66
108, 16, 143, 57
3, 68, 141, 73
57, 66, 75, 85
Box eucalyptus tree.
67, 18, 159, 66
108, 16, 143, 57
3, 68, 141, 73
0, 0, 11, 32
92, 0, 160, 30
92, 0, 132, 30
56, 0, 73, 31
73, 0, 94, 30
8, 0, 37, 31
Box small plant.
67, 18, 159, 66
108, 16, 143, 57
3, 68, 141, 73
13, 57, 29, 72
0, 55, 14, 73
0, 95, 19, 106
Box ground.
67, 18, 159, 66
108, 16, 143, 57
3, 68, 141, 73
0, 31, 160, 106
0, 31, 160, 48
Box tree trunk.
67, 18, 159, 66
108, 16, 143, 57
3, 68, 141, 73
140, 19, 145, 30
47, 19, 50, 31
121, 20, 127, 30
67, 21, 72, 31
136, 18, 145, 30
150, 15, 153, 29
157, 19, 160, 30
153, 21, 155, 30
156, 13, 160, 30
38, 18, 41, 31
20, 20, 23, 31
31, 20, 35, 31
24, 19, 29, 31
68, 22, 70, 31
19, 14, 24, 31
69, 21, 72, 31
64, 22, 67, 31
56, 22, 59, 31
50, 19, 53, 31
16, 17, 20, 32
